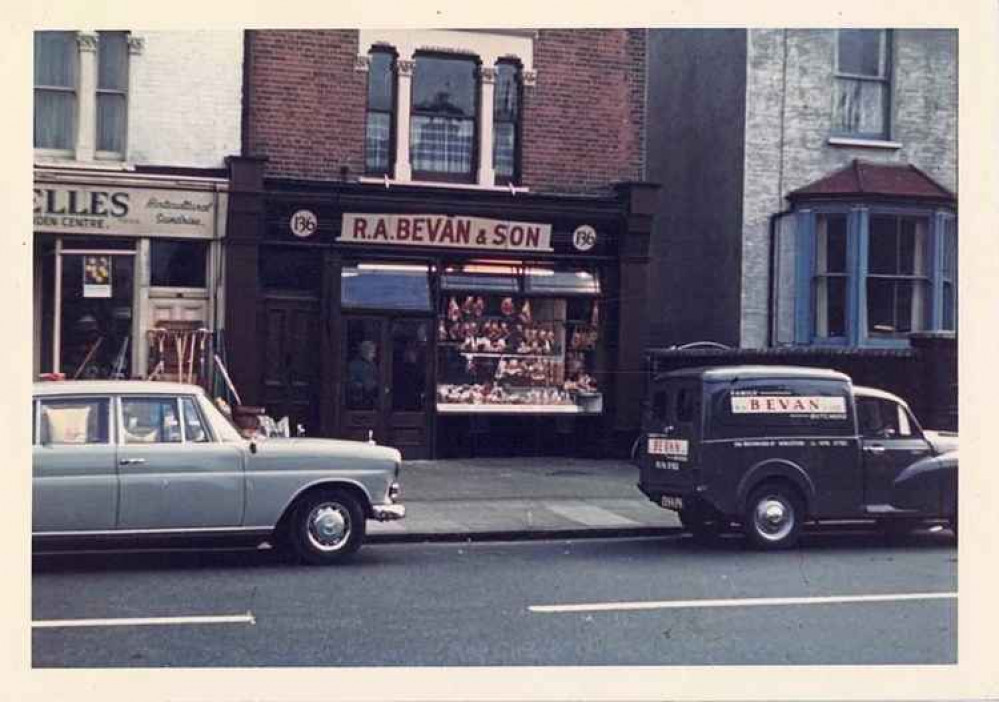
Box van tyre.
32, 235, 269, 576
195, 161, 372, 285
744, 483, 803, 550
290, 490, 366, 565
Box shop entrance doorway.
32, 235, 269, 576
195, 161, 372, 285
261, 295, 321, 436
341, 316, 432, 459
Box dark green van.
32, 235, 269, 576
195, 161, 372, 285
635, 366, 958, 549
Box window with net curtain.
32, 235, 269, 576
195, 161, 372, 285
410, 54, 477, 181
97, 31, 128, 154
34, 31, 78, 150
832, 29, 891, 139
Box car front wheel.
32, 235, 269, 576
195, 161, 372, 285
290, 490, 366, 565
744, 484, 803, 550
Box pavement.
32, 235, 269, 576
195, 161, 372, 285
366, 457, 681, 543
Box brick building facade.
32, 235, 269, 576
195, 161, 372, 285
229, 29, 656, 457
245, 29, 645, 194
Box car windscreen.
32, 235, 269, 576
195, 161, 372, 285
197, 394, 246, 443
706, 378, 854, 439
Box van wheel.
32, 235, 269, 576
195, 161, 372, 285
679, 501, 726, 542
290, 490, 366, 565
744, 484, 803, 550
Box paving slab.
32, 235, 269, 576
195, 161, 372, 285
368, 458, 682, 542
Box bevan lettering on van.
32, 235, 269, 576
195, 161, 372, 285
730, 395, 846, 415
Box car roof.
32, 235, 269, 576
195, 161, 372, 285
32, 380, 207, 397
656, 365, 852, 383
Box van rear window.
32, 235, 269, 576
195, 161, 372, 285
707, 380, 853, 439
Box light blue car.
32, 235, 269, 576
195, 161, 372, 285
32, 380, 405, 564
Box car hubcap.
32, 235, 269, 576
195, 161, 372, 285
306, 503, 350, 552
754, 496, 794, 542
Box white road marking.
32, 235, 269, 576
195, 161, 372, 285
530, 592, 957, 614
32, 612, 256, 629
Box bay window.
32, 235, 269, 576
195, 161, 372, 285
410, 54, 478, 181
794, 207, 956, 347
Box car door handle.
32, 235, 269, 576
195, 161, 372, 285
119, 458, 146, 466
864, 445, 886, 455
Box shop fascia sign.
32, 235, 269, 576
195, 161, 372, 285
340, 213, 554, 253
33, 182, 221, 239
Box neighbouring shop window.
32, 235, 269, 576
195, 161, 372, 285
436, 269, 602, 413
96, 31, 128, 154
341, 263, 431, 311
259, 247, 322, 293
867, 214, 930, 337
59, 253, 134, 379
366, 48, 396, 175
493, 60, 521, 184
813, 214, 848, 338
38, 398, 110, 444
832, 29, 891, 140
150, 240, 208, 288
121, 397, 182, 443
34, 31, 78, 150
411, 54, 478, 181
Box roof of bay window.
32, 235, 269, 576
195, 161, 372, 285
788, 160, 956, 205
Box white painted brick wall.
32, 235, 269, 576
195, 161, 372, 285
740, 29, 957, 347
128, 31, 243, 168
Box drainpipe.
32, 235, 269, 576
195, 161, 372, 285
767, 209, 793, 347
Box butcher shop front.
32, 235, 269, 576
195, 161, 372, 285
223, 160, 657, 459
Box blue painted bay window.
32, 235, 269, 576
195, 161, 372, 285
794, 206, 956, 347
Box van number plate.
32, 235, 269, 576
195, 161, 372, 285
661, 495, 684, 510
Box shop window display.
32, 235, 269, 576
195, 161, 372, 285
436, 288, 601, 413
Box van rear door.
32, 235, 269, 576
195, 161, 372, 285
638, 378, 701, 507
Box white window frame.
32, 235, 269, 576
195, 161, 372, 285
356, 30, 536, 191
34, 30, 141, 164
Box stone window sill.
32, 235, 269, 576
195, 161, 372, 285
827, 137, 903, 150
359, 176, 530, 194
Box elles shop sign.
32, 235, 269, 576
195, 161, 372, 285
339, 213, 554, 253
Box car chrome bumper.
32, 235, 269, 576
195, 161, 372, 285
371, 504, 406, 521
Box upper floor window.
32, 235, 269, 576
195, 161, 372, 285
410, 54, 478, 182
34, 32, 78, 151
832, 29, 891, 140
96, 31, 129, 155
365, 48, 396, 175
33, 30, 132, 160
493, 60, 521, 185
